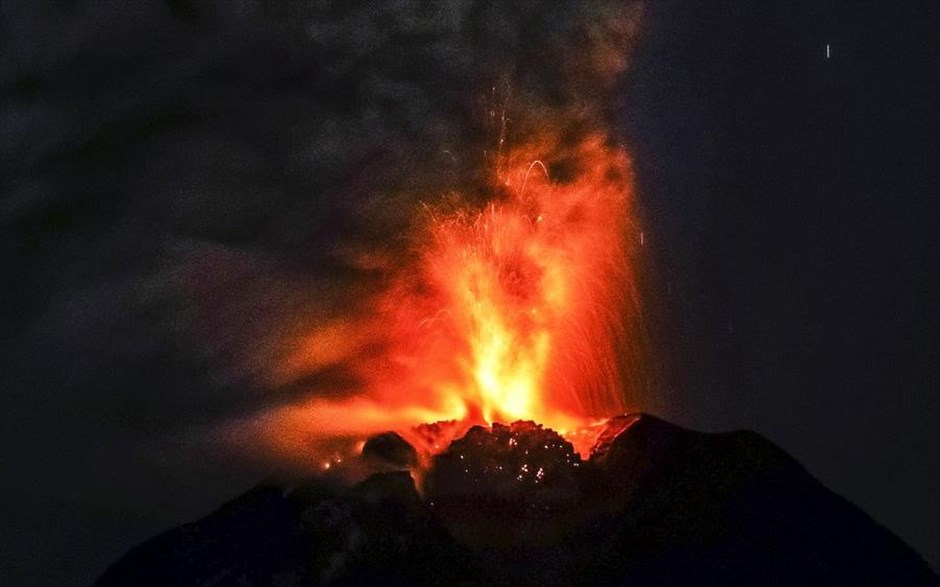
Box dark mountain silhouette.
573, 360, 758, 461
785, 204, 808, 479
96, 414, 938, 586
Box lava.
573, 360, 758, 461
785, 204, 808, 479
181, 0, 647, 482
393, 132, 636, 437
253, 127, 642, 466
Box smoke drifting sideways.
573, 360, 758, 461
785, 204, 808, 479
1, 0, 645, 513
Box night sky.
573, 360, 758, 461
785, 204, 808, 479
626, 0, 939, 573
2, 1, 938, 585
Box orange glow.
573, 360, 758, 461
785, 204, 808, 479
206, 114, 644, 476
409, 133, 634, 435
239, 128, 641, 467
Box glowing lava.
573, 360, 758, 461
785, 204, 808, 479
236, 127, 642, 468
410, 133, 635, 435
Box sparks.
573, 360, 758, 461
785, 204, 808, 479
260, 131, 641, 464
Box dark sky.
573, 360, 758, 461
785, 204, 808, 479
624, 0, 939, 572
1, 1, 938, 585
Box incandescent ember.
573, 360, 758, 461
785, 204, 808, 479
426, 421, 581, 502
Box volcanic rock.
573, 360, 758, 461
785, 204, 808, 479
361, 431, 418, 468
426, 421, 580, 499
96, 414, 939, 586
97, 472, 475, 587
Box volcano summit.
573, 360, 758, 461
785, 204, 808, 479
97, 415, 938, 586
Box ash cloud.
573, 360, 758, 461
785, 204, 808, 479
0, 1, 641, 584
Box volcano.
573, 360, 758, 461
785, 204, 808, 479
97, 414, 938, 586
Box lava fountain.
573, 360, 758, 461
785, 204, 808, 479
247, 123, 642, 468
390, 132, 636, 437
212, 2, 647, 471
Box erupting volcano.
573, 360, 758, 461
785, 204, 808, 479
362, 130, 636, 449
245, 83, 646, 472
408, 134, 633, 429
86, 2, 939, 585
267, 124, 641, 471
